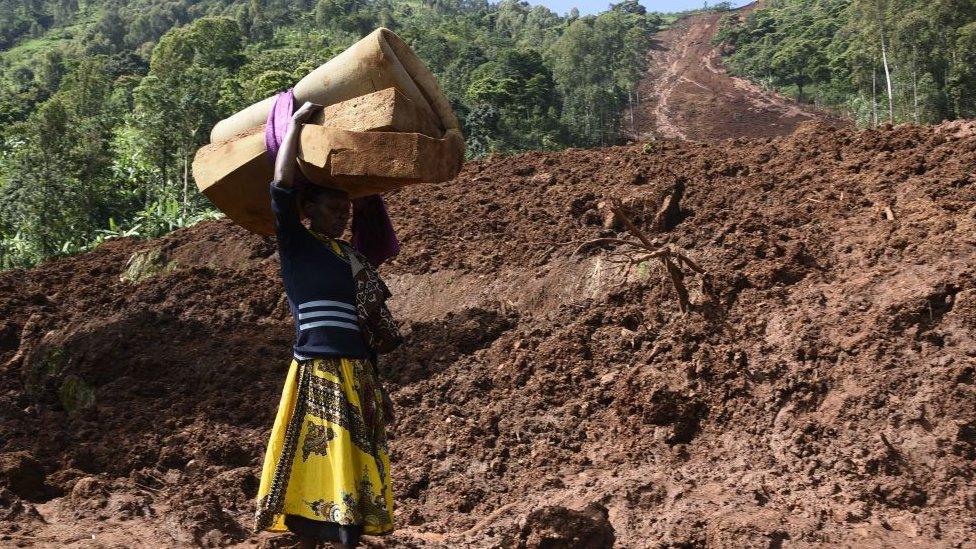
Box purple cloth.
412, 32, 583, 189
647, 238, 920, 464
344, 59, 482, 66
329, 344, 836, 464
265, 89, 400, 267
265, 89, 295, 160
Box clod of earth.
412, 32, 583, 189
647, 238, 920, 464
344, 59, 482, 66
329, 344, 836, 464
518, 503, 615, 548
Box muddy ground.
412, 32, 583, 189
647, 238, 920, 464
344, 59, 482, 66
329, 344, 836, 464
1, 119, 975, 547
624, 6, 846, 142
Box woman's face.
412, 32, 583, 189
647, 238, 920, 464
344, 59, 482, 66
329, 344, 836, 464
306, 193, 351, 238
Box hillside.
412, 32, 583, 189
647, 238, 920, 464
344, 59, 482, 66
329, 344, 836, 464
625, 4, 845, 141
1, 119, 975, 547
715, 0, 976, 125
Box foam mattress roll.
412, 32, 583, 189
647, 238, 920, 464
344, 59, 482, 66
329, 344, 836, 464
209, 28, 460, 143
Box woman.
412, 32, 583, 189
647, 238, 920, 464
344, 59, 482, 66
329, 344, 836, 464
255, 101, 395, 549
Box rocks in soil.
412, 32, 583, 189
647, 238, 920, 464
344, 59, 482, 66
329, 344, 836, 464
0, 486, 44, 538
0, 452, 48, 501
167, 492, 247, 547
518, 502, 615, 549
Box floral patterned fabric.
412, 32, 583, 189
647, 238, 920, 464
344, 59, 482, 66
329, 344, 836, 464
338, 241, 403, 354
255, 357, 393, 535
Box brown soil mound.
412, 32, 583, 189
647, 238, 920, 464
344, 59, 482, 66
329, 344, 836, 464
625, 7, 849, 142
2, 121, 976, 547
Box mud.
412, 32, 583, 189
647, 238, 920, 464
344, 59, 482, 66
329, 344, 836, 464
1, 119, 975, 547
625, 6, 847, 142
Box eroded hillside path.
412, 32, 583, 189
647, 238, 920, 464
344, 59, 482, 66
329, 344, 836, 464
626, 6, 841, 141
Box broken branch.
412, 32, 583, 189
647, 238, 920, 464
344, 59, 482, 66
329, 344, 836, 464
611, 198, 658, 249
597, 198, 709, 313
573, 237, 648, 256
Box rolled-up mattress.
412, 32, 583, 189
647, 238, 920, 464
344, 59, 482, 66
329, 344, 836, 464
210, 27, 460, 143
195, 28, 465, 235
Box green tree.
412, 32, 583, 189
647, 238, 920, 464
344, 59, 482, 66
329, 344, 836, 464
948, 21, 976, 117
131, 17, 244, 218
0, 57, 125, 265
465, 48, 559, 150
718, 0, 976, 124
315, 0, 379, 35
548, 9, 653, 145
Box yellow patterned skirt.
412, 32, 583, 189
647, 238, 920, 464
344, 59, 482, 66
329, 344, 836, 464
255, 357, 394, 536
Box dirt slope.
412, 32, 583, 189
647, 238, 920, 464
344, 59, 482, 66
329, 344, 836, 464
625, 6, 844, 142
1, 120, 975, 548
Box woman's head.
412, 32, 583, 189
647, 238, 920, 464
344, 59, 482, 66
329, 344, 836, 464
299, 185, 350, 238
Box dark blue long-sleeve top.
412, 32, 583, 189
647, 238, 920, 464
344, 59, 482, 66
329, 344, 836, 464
270, 180, 369, 360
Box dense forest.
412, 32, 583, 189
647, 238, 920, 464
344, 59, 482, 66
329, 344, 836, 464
716, 0, 976, 125
0, 0, 662, 268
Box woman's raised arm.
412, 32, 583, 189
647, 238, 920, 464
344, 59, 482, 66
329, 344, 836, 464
273, 101, 322, 188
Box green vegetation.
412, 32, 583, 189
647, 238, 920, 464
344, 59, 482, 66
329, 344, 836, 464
715, 0, 976, 126
22, 344, 67, 403
119, 246, 176, 282
0, 0, 663, 269
58, 374, 96, 413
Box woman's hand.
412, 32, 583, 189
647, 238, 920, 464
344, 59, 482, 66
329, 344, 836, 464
274, 102, 322, 186
292, 101, 323, 124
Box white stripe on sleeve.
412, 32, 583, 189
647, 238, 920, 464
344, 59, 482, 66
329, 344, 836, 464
299, 319, 361, 332
298, 300, 357, 312
297, 310, 359, 322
